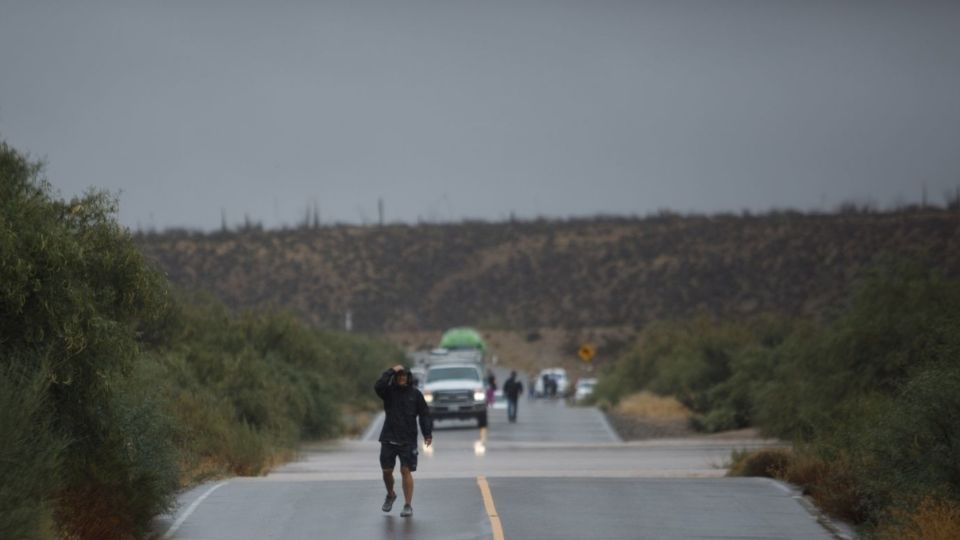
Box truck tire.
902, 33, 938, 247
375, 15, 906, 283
477, 411, 488, 428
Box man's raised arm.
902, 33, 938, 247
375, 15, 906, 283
374, 368, 394, 398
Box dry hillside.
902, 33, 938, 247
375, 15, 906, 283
136, 210, 960, 334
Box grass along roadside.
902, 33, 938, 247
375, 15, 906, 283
727, 448, 960, 539
601, 391, 695, 441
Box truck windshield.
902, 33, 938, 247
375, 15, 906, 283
427, 367, 480, 383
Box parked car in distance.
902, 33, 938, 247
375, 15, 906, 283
534, 368, 569, 398
574, 377, 598, 402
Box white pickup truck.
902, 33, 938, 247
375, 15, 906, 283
422, 363, 488, 428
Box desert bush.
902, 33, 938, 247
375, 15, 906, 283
591, 319, 691, 406
602, 258, 960, 529
614, 391, 691, 422
1, 139, 408, 537
0, 365, 64, 540
875, 497, 960, 540
727, 445, 865, 523
843, 363, 960, 523
151, 293, 403, 482
780, 446, 866, 524
745, 261, 960, 527
221, 420, 276, 476
317, 329, 404, 410
726, 448, 791, 478
594, 315, 794, 432
1, 141, 178, 539
755, 260, 960, 441
54, 362, 178, 539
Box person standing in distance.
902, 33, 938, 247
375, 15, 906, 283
503, 371, 524, 423
375, 364, 432, 518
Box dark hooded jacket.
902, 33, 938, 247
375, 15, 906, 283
503, 375, 523, 401
374, 370, 432, 446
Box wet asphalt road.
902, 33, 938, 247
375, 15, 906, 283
154, 393, 835, 539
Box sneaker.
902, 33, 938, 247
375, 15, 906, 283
400, 504, 413, 517
382, 494, 397, 512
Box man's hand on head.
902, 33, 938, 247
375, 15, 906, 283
393, 364, 405, 372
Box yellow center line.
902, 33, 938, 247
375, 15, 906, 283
476, 475, 506, 540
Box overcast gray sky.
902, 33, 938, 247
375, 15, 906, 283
2, 1, 959, 231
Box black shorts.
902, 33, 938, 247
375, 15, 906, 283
380, 442, 418, 471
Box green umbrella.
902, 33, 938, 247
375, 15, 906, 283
439, 327, 486, 351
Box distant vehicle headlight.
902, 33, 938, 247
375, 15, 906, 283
473, 389, 485, 401
424, 392, 433, 404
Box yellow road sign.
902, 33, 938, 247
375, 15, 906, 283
578, 344, 595, 362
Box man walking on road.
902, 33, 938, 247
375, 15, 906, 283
503, 370, 524, 423
374, 365, 432, 518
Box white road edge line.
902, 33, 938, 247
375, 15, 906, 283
594, 407, 622, 442
764, 478, 852, 540
162, 481, 229, 539
361, 412, 385, 441
767, 478, 795, 495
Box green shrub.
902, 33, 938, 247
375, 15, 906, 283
151, 293, 402, 481
55, 363, 178, 539
0, 365, 64, 540
694, 407, 738, 433
745, 260, 960, 527
599, 258, 960, 529
844, 363, 960, 523
1, 140, 177, 538
222, 421, 276, 476
1, 139, 408, 537
594, 315, 794, 432
756, 260, 960, 442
